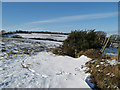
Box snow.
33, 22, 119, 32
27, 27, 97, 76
0, 33, 94, 88
16, 33, 68, 41
91, 60, 97, 64
106, 73, 115, 77
100, 62, 104, 64
7, 33, 66, 48
0, 52, 92, 88
104, 47, 118, 57
107, 59, 119, 66
106, 73, 110, 75
1, 32, 119, 89
96, 65, 100, 68
33, 40, 63, 48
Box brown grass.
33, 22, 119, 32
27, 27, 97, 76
77, 49, 102, 59
111, 55, 118, 60
85, 58, 120, 89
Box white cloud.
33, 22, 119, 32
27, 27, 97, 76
30, 12, 117, 24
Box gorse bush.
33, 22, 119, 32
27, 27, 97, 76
62, 30, 105, 57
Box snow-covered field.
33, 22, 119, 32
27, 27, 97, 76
0, 51, 91, 88
13, 33, 68, 41
1, 33, 118, 89
8, 33, 67, 48
0, 37, 92, 88
33, 40, 63, 48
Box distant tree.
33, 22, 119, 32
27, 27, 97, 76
96, 31, 107, 36
1, 30, 6, 34
96, 31, 107, 44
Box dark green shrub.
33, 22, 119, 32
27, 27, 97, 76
62, 30, 104, 57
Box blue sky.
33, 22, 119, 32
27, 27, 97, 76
2, 2, 118, 34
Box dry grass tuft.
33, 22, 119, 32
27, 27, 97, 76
111, 55, 118, 60
85, 58, 120, 89
78, 49, 102, 59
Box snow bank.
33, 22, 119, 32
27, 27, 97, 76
0, 52, 91, 88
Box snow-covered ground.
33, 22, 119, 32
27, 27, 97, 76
0, 51, 91, 88
1, 33, 118, 88
0, 37, 92, 88
16, 33, 68, 41
7, 33, 67, 48
33, 40, 63, 48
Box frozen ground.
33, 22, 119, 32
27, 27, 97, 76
7, 33, 66, 48
14, 33, 68, 41
0, 37, 92, 88
33, 40, 63, 48
1, 33, 118, 89
0, 51, 91, 88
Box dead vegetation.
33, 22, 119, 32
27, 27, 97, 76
77, 49, 102, 59
85, 56, 120, 89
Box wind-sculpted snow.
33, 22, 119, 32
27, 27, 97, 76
0, 51, 91, 88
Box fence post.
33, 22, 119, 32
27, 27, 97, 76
100, 35, 111, 53
118, 42, 120, 62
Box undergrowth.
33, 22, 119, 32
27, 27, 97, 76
85, 57, 120, 89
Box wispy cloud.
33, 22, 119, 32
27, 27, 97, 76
30, 12, 117, 24
4, 12, 117, 32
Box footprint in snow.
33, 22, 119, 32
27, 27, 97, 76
56, 72, 63, 75
41, 74, 48, 78
75, 67, 81, 72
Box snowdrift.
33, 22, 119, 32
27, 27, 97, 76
0, 52, 91, 88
